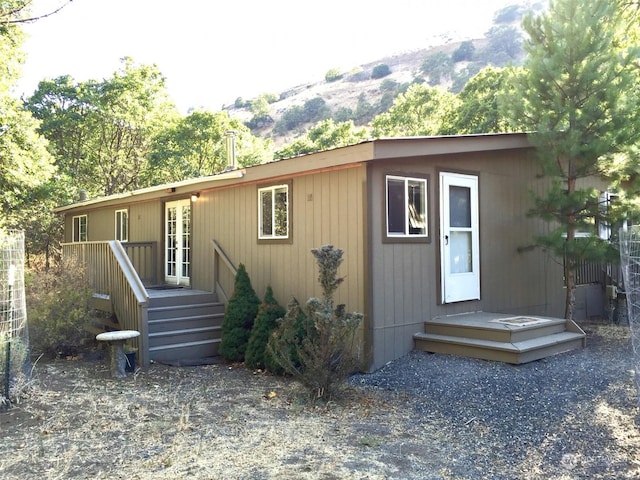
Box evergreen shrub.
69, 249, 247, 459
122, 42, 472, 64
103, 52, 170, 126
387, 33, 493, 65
268, 245, 363, 400
244, 286, 285, 370
220, 263, 260, 362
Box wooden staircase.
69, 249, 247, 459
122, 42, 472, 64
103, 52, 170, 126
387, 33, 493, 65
413, 312, 586, 364
147, 290, 225, 364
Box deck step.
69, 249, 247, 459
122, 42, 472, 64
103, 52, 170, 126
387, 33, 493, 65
149, 325, 222, 347
414, 313, 586, 364
149, 338, 221, 363
148, 312, 224, 332
145, 290, 226, 364
147, 302, 225, 320
414, 331, 585, 364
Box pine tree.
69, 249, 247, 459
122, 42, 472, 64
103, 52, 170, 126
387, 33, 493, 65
507, 0, 640, 319
245, 286, 285, 370
219, 264, 260, 362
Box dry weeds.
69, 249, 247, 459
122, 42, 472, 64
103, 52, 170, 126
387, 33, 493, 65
0, 323, 639, 479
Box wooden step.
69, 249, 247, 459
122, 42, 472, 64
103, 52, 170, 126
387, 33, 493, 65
149, 338, 221, 363
414, 330, 586, 364
148, 312, 224, 333
147, 302, 224, 321
149, 325, 222, 347
425, 317, 567, 343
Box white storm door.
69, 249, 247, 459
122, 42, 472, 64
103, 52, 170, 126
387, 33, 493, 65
165, 199, 191, 286
440, 172, 480, 303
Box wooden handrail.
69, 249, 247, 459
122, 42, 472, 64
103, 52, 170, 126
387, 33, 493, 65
212, 239, 237, 305
107, 241, 150, 367
61, 241, 151, 367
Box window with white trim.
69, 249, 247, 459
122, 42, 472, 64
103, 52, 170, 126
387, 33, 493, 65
72, 215, 87, 242
258, 184, 289, 240
386, 175, 428, 237
115, 209, 129, 242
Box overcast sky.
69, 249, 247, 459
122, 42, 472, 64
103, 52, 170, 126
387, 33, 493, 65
16, 0, 516, 113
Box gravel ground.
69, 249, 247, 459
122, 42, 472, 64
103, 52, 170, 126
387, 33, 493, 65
350, 322, 640, 479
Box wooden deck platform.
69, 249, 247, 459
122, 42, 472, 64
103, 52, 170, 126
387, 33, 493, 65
414, 312, 586, 364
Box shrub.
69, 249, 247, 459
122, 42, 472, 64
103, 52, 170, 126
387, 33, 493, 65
325, 68, 343, 82
268, 245, 363, 400
244, 286, 285, 370
26, 258, 94, 358
371, 64, 391, 79
452, 40, 476, 63
219, 263, 260, 362
266, 297, 310, 375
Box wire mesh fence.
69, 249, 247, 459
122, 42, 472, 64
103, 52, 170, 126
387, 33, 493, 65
1, 230, 30, 405
619, 226, 640, 406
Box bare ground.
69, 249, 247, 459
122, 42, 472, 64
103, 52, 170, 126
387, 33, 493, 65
1, 322, 639, 480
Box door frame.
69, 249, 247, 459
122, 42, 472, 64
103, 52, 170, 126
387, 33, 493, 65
439, 171, 480, 304
164, 198, 192, 286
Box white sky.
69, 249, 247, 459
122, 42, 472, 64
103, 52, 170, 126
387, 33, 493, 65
16, 0, 516, 113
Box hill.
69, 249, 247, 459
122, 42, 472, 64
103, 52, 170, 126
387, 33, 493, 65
225, 1, 546, 148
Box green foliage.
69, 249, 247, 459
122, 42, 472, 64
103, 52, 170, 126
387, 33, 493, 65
268, 245, 363, 400
266, 297, 309, 375
445, 66, 516, 134
244, 286, 285, 370
494, 4, 524, 24
506, 0, 640, 318
234, 97, 248, 108
325, 68, 343, 82
26, 258, 94, 358
273, 97, 331, 134
421, 52, 454, 85
26, 58, 179, 197
371, 84, 459, 137
0, 16, 56, 239
219, 264, 260, 362
275, 119, 368, 158
148, 110, 270, 182
452, 41, 475, 63
477, 26, 523, 65
371, 64, 391, 79
332, 106, 354, 123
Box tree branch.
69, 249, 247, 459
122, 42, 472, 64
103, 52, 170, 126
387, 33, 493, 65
1, 0, 73, 25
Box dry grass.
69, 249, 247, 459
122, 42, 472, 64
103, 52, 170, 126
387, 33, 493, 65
0, 360, 416, 479
1, 323, 639, 479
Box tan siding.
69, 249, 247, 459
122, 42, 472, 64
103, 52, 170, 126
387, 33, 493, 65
87, 209, 113, 241
190, 166, 367, 320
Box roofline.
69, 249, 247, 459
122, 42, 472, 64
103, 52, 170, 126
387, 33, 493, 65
53, 169, 245, 213
54, 133, 532, 214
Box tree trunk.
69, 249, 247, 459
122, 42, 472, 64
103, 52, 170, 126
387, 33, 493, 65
565, 174, 577, 320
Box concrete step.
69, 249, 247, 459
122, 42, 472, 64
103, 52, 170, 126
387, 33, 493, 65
413, 331, 586, 364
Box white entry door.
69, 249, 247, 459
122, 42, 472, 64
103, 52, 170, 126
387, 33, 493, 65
165, 199, 191, 286
440, 172, 480, 303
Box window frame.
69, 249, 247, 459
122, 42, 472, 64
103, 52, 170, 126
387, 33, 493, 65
384, 173, 430, 244
115, 209, 129, 242
257, 181, 292, 244
72, 214, 88, 243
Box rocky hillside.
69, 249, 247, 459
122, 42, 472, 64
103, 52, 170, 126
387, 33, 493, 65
225, 1, 546, 148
